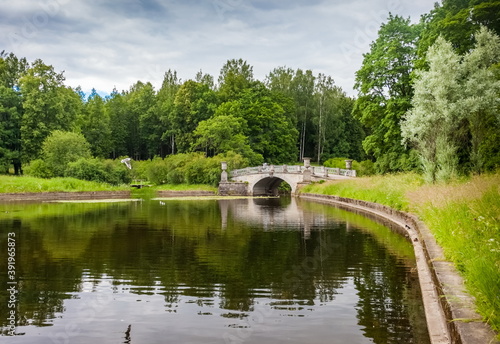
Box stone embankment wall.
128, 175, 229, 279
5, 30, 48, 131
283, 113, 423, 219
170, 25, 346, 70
156, 190, 216, 197
0, 190, 218, 202
299, 193, 499, 344
0, 191, 132, 202
218, 182, 248, 196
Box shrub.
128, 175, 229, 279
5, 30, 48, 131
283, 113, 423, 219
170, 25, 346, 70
144, 151, 250, 186
146, 157, 170, 185
42, 131, 92, 177
25, 159, 53, 178
65, 158, 131, 185
102, 159, 131, 185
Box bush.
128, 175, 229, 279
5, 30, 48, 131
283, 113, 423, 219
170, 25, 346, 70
25, 159, 53, 178
65, 158, 131, 185
42, 131, 92, 177
145, 151, 250, 186
146, 157, 171, 185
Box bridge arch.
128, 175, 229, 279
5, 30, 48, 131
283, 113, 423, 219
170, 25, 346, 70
250, 175, 297, 196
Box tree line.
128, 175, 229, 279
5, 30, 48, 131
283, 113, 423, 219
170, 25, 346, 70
0, 55, 364, 176
1, 0, 499, 183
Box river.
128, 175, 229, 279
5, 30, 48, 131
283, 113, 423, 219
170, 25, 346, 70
0, 197, 430, 343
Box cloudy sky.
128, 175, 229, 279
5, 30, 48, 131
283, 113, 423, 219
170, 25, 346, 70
2, 0, 436, 97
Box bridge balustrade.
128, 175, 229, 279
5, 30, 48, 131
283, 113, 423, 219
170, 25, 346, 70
230, 165, 356, 178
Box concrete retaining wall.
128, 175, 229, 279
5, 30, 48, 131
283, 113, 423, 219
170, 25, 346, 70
299, 193, 499, 344
156, 190, 216, 197
0, 191, 132, 202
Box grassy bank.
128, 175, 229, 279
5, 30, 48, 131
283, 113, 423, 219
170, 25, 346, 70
0, 175, 129, 193
301, 173, 500, 334
0, 175, 218, 194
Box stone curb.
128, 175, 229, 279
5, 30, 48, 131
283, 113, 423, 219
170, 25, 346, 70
0, 190, 218, 202
156, 190, 216, 197
299, 193, 499, 344
0, 191, 132, 202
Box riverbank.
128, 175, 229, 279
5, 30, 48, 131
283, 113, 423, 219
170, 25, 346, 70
0, 175, 217, 201
2, 173, 498, 341
300, 172, 500, 341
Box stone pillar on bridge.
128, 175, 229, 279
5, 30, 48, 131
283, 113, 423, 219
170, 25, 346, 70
302, 157, 311, 182
220, 161, 228, 182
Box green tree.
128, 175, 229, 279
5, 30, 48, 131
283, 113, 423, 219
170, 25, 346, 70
19, 59, 82, 162
418, 0, 500, 59
0, 86, 22, 173
403, 27, 500, 181
0, 52, 25, 174
292, 69, 316, 161
192, 112, 263, 165
402, 36, 463, 182
460, 26, 500, 173
157, 70, 181, 155
169, 80, 217, 153
319, 95, 365, 162
314, 74, 337, 163
0, 51, 28, 89
41, 130, 92, 177
195, 70, 215, 90
125, 81, 156, 160
218, 58, 254, 101
266, 66, 295, 95
81, 89, 112, 158
266, 67, 317, 161
105, 89, 130, 159
353, 14, 420, 172
236, 82, 298, 163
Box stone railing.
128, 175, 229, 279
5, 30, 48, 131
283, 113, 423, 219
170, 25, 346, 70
230, 165, 356, 178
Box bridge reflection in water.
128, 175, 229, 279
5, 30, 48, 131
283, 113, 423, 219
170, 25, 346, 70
219, 197, 337, 238
0, 198, 429, 343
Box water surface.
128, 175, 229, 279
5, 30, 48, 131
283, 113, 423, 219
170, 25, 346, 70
0, 197, 430, 343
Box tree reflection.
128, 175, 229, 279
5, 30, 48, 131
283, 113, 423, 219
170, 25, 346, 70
0, 199, 429, 343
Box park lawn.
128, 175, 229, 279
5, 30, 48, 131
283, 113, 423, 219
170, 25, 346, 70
301, 172, 500, 335
0, 175, 129, 193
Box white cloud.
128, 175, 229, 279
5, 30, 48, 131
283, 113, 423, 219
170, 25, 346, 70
1, 0, 436, 96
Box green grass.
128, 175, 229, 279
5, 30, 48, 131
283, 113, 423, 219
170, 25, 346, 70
0, 176, 218, 194
301, 172, 500, 335
301, 173, 425, 210
0, 175, 128, 193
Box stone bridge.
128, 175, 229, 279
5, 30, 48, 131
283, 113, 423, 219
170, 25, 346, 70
219, 159, 356, 196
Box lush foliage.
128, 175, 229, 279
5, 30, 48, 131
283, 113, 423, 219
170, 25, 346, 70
1, 1, 499, 179
402, 27, 500, 182
1, 55, 364, 176
145, 151, 248, 186
300, 172, 500, 334
41, 130, 92, 177
353, 15, 420, 173
65, 158, 131, 185
354, 3, 500, 177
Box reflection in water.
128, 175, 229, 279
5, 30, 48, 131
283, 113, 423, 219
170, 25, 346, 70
0, 198, 430, 343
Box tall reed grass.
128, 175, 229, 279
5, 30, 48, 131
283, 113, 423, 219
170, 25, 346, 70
301, 172, 500, 334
